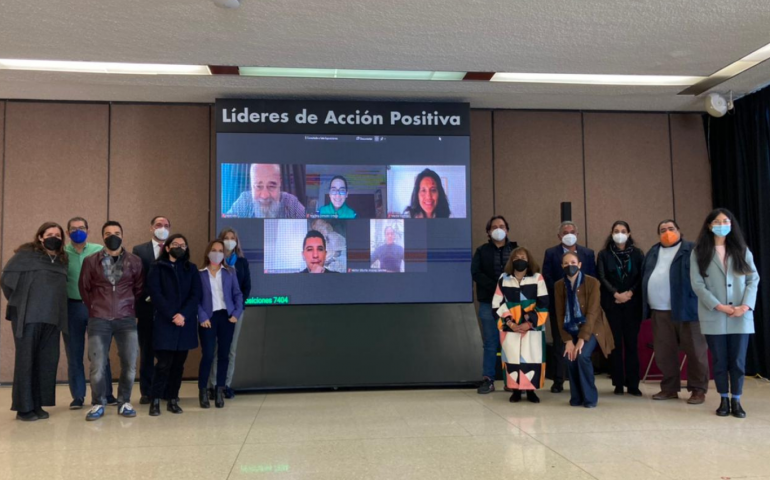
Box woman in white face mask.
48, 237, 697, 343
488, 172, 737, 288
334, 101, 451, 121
596, 221, 645, 396
206, 228, 252, 401
197, 240, 244, 409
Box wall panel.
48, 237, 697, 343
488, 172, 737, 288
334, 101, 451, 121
493, 111, 585, 263
470, 111, 494, 255
671, 114, 712, 237
109, 104, 211, 377
0, 102, 109, 383
583, 113, 673, 253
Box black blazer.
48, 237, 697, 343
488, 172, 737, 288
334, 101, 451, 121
147, 259, 202, 351
132, 241, 157, 319
596, 247, 645, 316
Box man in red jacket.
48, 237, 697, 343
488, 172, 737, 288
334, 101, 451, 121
79, 221, 144, 421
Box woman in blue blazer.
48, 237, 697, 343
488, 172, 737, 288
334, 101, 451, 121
197, 240, 243, 409
146, 233, 202, 417
691, 209, 759, 419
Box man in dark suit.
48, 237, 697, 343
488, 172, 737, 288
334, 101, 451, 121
132, 215, 171, 405
542, 221, 596, 393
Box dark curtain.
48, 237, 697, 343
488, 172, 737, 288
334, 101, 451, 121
281, 165, 307, 207
704, 86, 770, 377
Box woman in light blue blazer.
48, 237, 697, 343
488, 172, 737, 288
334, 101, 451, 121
690, 208, 759, 419
197, 240, 243, 409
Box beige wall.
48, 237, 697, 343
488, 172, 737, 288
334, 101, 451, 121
0, 101, 712, 383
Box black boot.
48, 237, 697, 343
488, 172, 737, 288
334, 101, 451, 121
149, 398, 161, 417
167, 398, 183, 414
526, 391, 540, 403
215, 387, 226, 408
208, 387, 215, 400
199, 388, 210, 409
716, 397, 730, 417
731, 398, 746, 418
509, 390, 522, 403
34, 408, 50, 419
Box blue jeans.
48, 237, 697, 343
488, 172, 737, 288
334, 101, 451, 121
566, 334, 598, 406
198, 310, 236, 389
479, 303, 500, 379
62, 301, 113, 401
87, 317, 138, 406
706, 334, 749, 396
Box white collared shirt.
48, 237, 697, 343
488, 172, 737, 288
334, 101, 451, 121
152, 239, 163, 259
204, 267, 226, 312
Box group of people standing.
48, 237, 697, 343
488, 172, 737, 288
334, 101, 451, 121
1, 216, 251, 421
472, 208, 759, 417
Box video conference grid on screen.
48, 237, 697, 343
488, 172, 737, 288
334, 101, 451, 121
216, 133, 471, 305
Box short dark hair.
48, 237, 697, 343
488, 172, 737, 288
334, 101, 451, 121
151, 216, 170, 227
486, 215, 510, 233
329, 175, 348, 191
657, 219, 680, 232
303, 230, 326, 250
67, 217, 89, 231
102, 221, 123, 235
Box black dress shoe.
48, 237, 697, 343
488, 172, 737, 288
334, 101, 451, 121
149, 398, 161, 417
215, 387, 226, 408
509, 390, 522, 403
199, 388, 210, 409
34, 408, 49, 419
614, 386, 624, 395
550, 383, 564, 393
526, 391, 540, 403
139, 395, 150, 405
716, 397, 730, 417
16, 411, 38, 422
167, 399, 183, 414
70, 398, 84, 409
731, 398, 746, 418
106, 395, 118, 406
627, 388, 643, 397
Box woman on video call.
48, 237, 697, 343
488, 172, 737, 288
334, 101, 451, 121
318, 175, 357, 219
404, 168, 451, 218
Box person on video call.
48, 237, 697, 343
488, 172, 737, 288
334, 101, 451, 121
227, 163, 305, 219
403, 168, 451, 218
310, 219, 346, 273
300, 230, 337, 274
318, 175, 357, 219
370, 226, 404, 272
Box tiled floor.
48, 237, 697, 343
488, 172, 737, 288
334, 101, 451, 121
1, 377, 769, 479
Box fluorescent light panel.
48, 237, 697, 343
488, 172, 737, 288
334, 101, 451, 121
239, 67, 465, 81
0, 59, 211, 75
491, 72, 704, 86
680, 40, 770, 95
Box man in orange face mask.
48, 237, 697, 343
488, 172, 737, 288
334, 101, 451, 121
641, 219, 710, 405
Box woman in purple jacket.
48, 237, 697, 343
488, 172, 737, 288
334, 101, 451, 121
197, 240, 244, 409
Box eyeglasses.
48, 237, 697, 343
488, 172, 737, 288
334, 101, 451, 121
170, 243, 187, 249
329, 188, 347, 196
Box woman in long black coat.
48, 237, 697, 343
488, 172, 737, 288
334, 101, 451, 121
146, 233, 202, 416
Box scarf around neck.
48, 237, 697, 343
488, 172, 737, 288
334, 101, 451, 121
563, 271, 586, 336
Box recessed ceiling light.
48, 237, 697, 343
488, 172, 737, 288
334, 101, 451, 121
0, 59, 211, 75
491, 72, 704, 86
238, 67, 466, 81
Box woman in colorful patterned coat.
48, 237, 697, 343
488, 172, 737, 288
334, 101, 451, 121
492, 246, 549, 403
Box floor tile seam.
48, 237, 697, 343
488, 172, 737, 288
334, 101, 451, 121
227, 394, 267, 479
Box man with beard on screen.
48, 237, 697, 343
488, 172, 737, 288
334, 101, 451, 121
227, 163, 305, 218
299, 230, 337, 274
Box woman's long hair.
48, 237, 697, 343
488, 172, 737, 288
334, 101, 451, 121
694, 208, 751, 277
404, 168, 451, 218
218, 227, 244, 258
159, 233, 192, 271
504, 246, 541, 276
603, 220, 636, 251
16, 222, 68, 265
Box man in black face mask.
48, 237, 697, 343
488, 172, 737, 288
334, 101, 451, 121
78, 221, 144, 421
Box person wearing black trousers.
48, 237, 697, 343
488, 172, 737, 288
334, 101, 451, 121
597, 220, 645, 396
146, 233, 202, 416
132, 215, 172, 404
